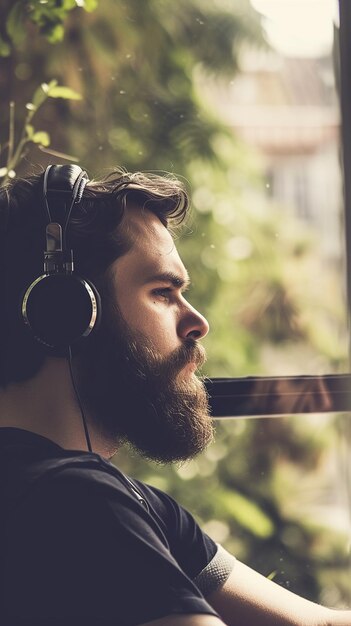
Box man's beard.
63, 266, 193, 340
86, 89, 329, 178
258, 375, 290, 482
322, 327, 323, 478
75, 307, 214, 463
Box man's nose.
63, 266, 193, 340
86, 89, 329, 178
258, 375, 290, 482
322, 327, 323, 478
178, 303, 210, 340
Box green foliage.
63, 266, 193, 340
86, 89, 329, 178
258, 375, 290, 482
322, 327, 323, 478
0, 81, 81, 185
1, 0, 98, 55
215, 488, 275, 539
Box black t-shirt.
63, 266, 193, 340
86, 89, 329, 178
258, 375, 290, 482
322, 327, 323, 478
0, 428, 233, 626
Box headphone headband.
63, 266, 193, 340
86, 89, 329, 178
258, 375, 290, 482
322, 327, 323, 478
43, 164, 89, 225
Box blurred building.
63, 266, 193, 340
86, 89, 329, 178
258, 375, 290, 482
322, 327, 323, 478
206, 50, 342, 260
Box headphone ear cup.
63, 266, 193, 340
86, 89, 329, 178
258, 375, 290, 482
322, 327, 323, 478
22, 274, 101, 351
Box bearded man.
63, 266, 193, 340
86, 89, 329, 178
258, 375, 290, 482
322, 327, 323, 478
0, 164, 349, 626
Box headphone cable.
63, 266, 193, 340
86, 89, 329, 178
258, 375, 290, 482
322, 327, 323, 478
67, 345, 93, 453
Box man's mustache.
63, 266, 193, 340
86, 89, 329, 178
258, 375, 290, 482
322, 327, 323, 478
158, 339, 207, 378
120, 324, 207, 382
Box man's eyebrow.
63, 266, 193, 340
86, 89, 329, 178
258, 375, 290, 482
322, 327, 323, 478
144, 271, 191, 289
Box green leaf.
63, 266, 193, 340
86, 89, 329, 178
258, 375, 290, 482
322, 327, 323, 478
47, 86, 82, 100
31, 87, 47, 110
43, 80, 59, 93
80, 0, 98, 12
46, 24, 65, 44
31, 81, 57, 109
6, 2, 26, 46
31, 131, 51, 147
0, 35, 11, 57
62, 0, 77, 8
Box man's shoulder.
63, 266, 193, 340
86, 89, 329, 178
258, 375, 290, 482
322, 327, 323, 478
0, 427, 202, 545
0, 427, 151, 513
26, 448, 146, 510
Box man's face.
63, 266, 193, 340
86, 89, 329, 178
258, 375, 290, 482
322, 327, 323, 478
78, 206, 214, 462
110, 206, 210, 365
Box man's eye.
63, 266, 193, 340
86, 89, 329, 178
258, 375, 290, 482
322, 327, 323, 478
152, 288, 172, 301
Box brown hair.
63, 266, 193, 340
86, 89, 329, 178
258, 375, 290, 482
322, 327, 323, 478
0, 166, 190, 385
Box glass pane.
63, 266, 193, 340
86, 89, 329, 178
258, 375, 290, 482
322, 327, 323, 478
176, 0, 349, 378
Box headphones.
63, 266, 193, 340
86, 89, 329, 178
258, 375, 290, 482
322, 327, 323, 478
21, 164, 102, 354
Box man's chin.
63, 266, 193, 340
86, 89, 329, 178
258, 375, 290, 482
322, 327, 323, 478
131, 390, 214, 464
127, 420, 214, 465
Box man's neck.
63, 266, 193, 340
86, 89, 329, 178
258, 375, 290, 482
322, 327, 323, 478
0, 357, 118, 458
